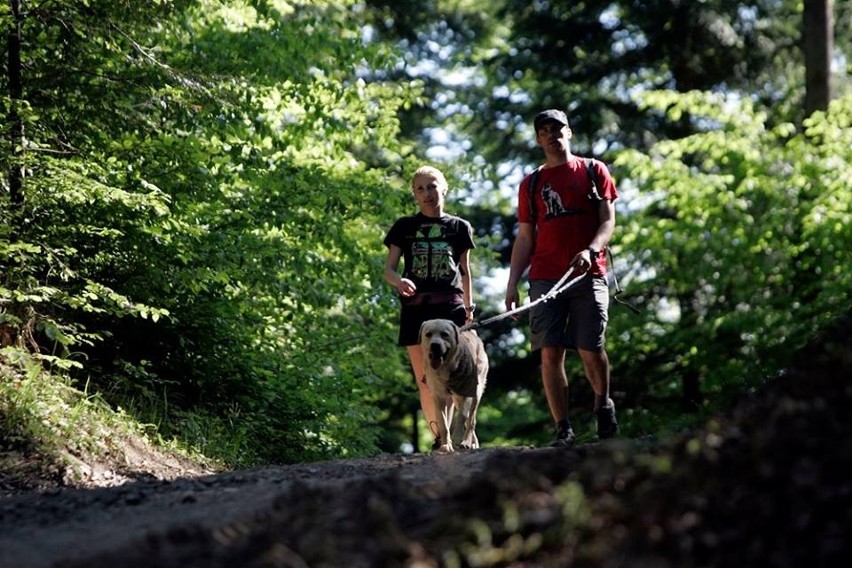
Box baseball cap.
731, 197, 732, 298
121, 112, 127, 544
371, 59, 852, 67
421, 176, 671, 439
534, 109, 569, 131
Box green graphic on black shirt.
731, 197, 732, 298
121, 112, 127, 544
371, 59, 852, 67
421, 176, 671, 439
411, 224, 455, 280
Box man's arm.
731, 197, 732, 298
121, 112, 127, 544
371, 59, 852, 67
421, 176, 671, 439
589, 199, 616, 252
573, 199, 616, 269
505, 222, 535, 311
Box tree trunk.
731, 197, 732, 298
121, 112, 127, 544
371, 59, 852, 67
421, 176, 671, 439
803, 0, 834, 116
7, 0, 25, 215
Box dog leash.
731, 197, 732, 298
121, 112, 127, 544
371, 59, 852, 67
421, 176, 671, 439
460, 271, 589, 332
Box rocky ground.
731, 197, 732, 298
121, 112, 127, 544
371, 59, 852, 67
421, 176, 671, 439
1, 311, 850, 567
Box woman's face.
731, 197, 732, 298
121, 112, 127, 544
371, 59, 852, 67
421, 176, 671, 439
412, 174, 446, 213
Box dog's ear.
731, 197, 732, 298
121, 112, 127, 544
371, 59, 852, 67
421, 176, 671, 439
418, 321, 428, 345
452, 321, 459, 345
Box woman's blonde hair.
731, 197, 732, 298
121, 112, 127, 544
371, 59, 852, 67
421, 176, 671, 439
411, 165, 448, 194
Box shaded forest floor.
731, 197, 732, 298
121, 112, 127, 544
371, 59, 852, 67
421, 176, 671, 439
1, 311, 850, 567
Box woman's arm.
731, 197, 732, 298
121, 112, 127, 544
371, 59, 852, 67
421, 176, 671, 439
459, 248, 474, 321
384, 244, 416, 297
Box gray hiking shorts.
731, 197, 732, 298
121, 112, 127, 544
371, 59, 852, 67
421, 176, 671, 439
529, 275, 609, 352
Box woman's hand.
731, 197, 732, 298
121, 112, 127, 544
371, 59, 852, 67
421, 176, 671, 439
397, 278, 417, 297
465, 304, 476, 324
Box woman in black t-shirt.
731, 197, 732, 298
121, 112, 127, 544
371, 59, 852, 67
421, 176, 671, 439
383, 165, 476, 451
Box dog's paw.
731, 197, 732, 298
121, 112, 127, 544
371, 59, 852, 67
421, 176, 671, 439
436, 443, 454, 453
459, 433, 479, 450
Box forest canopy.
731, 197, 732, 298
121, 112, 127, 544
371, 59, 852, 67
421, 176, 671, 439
1, 0, 850, 466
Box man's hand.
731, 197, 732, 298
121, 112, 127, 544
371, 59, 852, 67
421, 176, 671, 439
570, 248, 595, 272
505, 287, 521, 320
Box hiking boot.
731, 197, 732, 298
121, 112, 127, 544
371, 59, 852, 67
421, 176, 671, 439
596, 399, 618, 439
550, 425, 576, 448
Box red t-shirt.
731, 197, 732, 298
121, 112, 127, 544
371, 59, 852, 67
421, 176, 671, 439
518, 157, 618, 280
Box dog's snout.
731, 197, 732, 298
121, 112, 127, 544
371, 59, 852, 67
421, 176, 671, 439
429, 341, 443, 354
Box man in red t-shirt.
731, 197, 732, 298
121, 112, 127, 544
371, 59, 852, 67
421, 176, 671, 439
504, 109, 619, 447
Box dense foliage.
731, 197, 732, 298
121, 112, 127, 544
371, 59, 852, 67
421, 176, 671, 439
609, 91, 851, 424
2, 0, 850, 466
366, 0, 851, 162
2, 0, 425, 464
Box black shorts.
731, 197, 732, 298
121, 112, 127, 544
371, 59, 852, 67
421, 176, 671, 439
398, 302, 467, 346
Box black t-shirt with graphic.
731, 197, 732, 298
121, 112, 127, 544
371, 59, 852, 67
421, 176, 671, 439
384, 213, 475, 295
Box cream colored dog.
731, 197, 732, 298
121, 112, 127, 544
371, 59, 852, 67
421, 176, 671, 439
419, 319, 488, 452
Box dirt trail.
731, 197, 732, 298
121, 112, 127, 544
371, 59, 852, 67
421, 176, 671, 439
1, 312, 850, 567
1, 446, 579, 567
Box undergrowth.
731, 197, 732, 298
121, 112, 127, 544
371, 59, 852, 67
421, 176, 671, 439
0, 346, 211, 485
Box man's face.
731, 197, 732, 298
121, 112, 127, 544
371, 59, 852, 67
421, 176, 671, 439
536, 120, 570, 152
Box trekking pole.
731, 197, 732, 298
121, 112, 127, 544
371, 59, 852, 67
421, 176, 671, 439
606, 247, 641, 314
